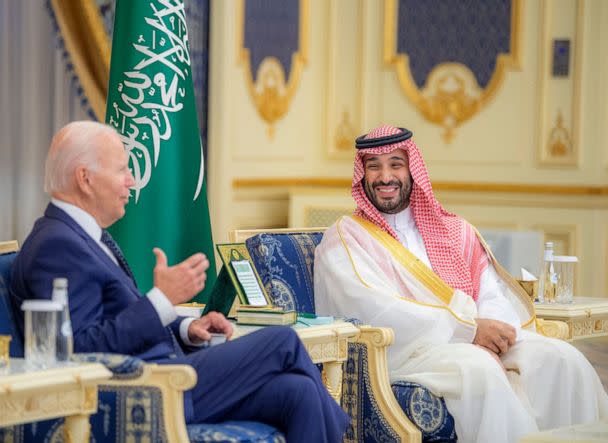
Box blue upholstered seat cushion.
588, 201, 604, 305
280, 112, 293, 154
246, 232, 323, 314
391, 381, 457, 443
188, 421, 286, 443
0, 250, 23, 357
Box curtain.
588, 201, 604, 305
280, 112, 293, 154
0, 0, 89, 243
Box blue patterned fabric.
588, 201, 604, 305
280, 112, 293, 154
396, 0, 512, 88
101, 230, 137, 286
245, 231, 458, 442
392, 381, 457, 442
246, 232, 323, 314
188, 421, 286, 443
342, 343, 400, 442
0, 249, 23, 357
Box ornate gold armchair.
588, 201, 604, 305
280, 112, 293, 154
229, 228, 569, 443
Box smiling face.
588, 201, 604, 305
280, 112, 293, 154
86, 133, 135, 228
362, 149, 412, 214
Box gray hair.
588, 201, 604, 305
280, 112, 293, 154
44, 121, 121, 194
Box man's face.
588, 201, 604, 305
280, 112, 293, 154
88, 135, 135, 228
363, 149, 412, 214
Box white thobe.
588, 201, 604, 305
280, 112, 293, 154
314, 213, 608, 443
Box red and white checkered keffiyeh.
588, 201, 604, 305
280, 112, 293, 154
352, 124, 488, 300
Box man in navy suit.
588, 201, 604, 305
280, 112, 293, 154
11, 121, 349, 442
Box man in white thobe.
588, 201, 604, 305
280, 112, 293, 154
314, 124, 608, 443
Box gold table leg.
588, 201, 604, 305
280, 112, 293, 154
64, 413, 92, 443
322, 361, 343, 404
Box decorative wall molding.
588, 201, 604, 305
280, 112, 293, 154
532, 223, 579, 256
383, 0, 521, 142
547, 110, 573, 158
325, 0, 364, 158
236, 0, 309, 138
334, 109, 358, 154
536, 0, 583, 167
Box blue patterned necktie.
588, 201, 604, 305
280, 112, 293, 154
101, 230, 138, 287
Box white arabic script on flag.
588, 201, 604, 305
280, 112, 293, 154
107, 0, 204, 202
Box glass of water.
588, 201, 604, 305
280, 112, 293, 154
21, 300, 62, 369
553, 256, 578, 304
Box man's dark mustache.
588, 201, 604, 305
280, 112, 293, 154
372, 180, 402, 189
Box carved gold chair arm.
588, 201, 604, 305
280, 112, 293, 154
355, 326, 422, 443
101, 363, 197, 443
536, 318, 570, 340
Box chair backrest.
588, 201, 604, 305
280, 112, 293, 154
230, 228, 326, 314
0, 240, 23, 357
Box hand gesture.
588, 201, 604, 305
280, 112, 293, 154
187, 311, 234, 343
153, 248, 209, 305
473, 318, 516, 355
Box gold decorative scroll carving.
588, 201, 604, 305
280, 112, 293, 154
335, 110, 357, 152
237, 0, 309, 138
548, 110, 573, 158
383, 0, 521, 142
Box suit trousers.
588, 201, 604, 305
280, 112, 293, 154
183, 326, 350, 443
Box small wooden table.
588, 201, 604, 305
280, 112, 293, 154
534, 297, 608, 341
0, 360, 112, 442
519, 421, 608, 442
234, 320, 360, 403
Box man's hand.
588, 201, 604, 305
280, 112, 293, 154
188, 311, 234, 343
153, 248, 209, 305
473, 318, 516, 355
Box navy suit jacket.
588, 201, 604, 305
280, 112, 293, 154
10, 203, 183, 361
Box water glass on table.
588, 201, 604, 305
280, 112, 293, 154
553, 256, 577, 304
21, 300, 62, 369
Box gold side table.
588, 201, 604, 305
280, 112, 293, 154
534, 297, 608, 341
0, 360, 112, 442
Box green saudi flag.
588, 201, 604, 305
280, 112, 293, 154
105, 0, 215, 302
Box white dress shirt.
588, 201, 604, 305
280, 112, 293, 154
51, 199, 201, 345
381, 206, 522, 338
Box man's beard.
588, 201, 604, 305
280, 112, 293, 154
363, 178, 412, 214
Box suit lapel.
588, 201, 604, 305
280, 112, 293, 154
44, 204, 140, 294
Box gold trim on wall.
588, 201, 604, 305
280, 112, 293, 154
236, 0, 309, 138
383, 0, 521, 142
536, 0, 583, 167
233, 177, 608, 196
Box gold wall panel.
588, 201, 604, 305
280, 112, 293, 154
536, 0, 583, 167
383, 0, 521, 142
325, 0, 364, 158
